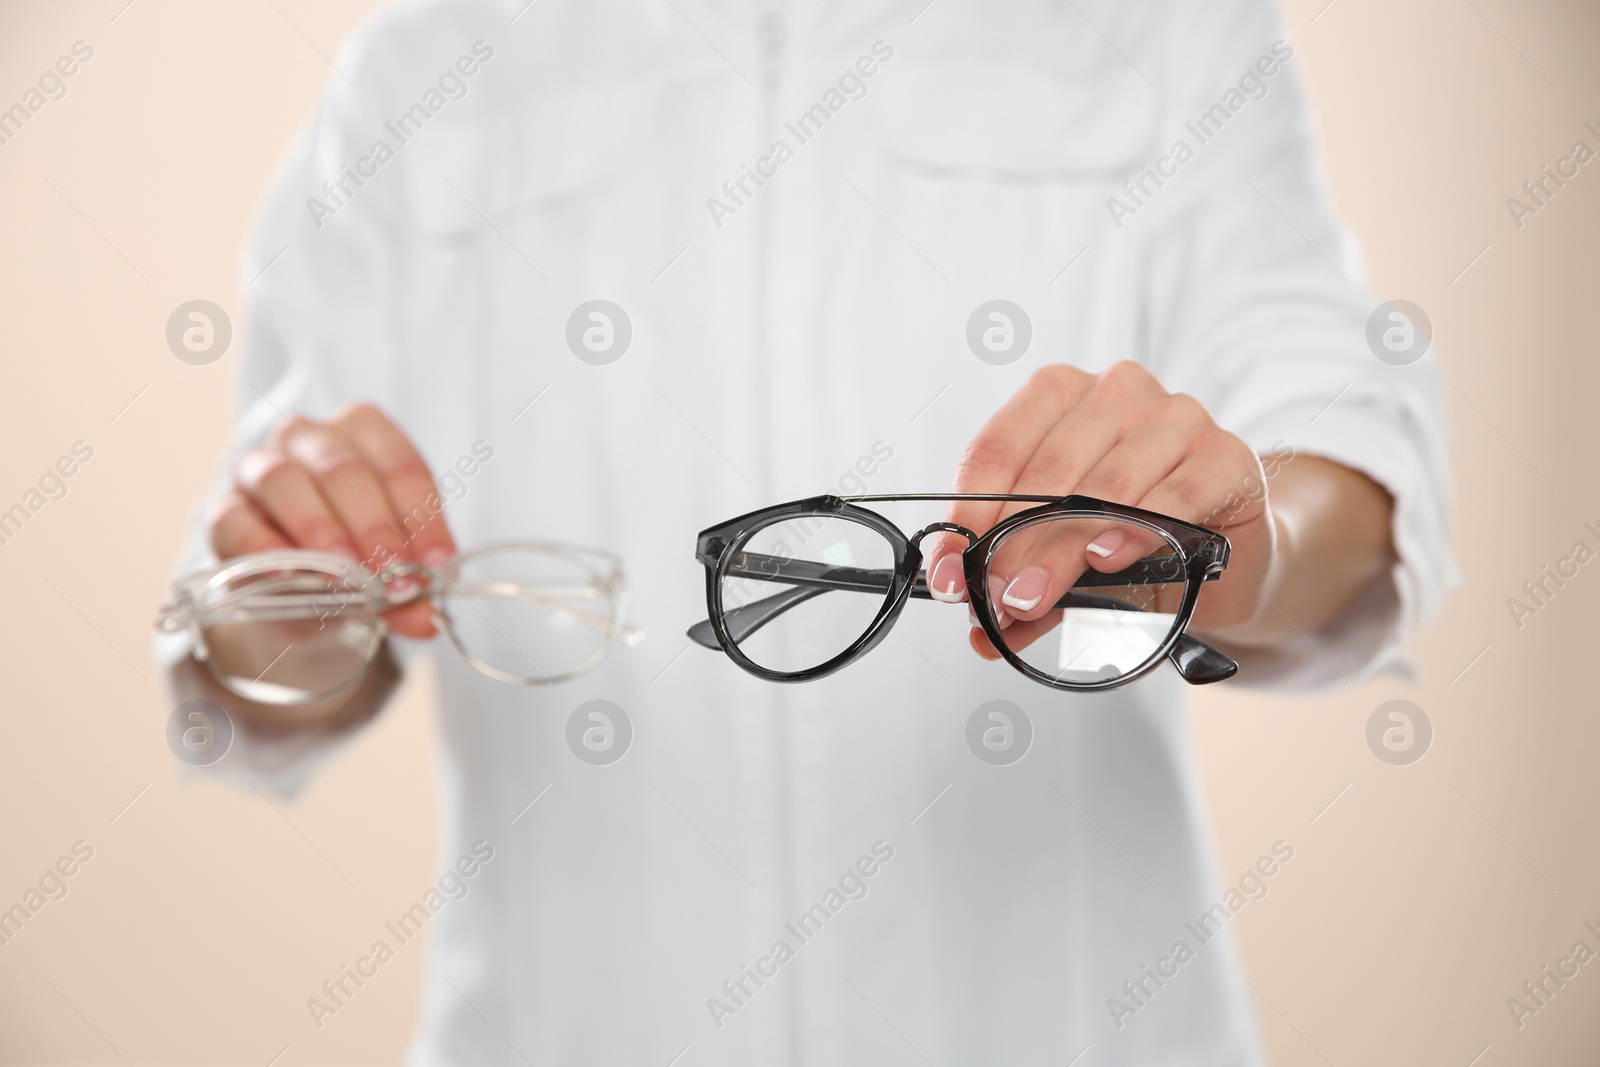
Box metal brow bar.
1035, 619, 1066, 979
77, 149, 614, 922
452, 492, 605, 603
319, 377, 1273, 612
832, 495, 1225, 555
840, 493, 1068, 502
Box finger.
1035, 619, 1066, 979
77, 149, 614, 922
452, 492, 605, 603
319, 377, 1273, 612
971, 612, 1060, 659
208, 490, 292, 559
235, 446, 356, 557
1069, 402, 1251, 585
377, 597, 437, 640
944, 364, 1095, 534
990, 417, 1194, 621
335, 403, 459, 569
982, 519, 1091, 623
1068, 393, 1198, 506
993, 441, 1264, 633
237, 438, 436, 639
1027, 440, 1266, 636
1131, 447, 1272, 626
276, 419, 438, 638
279, 419, 406, 567
1131, 438, 1268, 544
1073, 412, 1200, 574
1000, 360, 1166, 505
928, 365, 1095, 599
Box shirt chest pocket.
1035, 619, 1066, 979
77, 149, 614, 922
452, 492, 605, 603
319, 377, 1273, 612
859, 59, 1161, 286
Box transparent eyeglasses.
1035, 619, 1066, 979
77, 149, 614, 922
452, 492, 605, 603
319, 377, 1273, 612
156, 541, 642, 704
688, 494, 1238, 692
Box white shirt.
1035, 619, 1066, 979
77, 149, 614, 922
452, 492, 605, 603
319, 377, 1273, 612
166, 0, 1453, 1062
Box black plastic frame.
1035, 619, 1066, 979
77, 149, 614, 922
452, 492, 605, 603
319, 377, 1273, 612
689, 493, 1238, 692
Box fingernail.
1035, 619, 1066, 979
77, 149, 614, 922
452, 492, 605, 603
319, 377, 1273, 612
1001, 567, 1048, 612
389, 575, 418, 595
425, 548, 452, 571
1086, 529, 1126, 558
928, 554, 966, 603
330, 544, 359, 561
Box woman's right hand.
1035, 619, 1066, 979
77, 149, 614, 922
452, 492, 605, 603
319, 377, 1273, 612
207, 403, 457, 638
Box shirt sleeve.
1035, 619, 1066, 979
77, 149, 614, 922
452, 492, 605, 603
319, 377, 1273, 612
156, 19, 428, 793
1131, 0, 1457, 690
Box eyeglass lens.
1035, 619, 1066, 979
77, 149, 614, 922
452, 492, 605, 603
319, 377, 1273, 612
978, 515, 1186, 685
197, 567, 384, 703
435, 545, 618, 684
718, 513, 897, 674
714, 509, 1191, 686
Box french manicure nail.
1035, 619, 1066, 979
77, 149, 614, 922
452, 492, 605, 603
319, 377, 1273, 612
928, 554, 967, 603
1001, 567, 1047, 613
425, 548, 452, 571
1086, 529, 1126, 559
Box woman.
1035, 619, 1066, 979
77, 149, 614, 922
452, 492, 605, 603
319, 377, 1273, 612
161, 0, 1451, 1061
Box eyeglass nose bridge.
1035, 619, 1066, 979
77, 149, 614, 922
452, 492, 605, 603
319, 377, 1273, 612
377, 560, 434, 608
909, 521, 979, 551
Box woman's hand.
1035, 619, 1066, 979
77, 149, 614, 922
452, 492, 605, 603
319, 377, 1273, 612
207, 403, 457, 638
925, 362, 1394, 658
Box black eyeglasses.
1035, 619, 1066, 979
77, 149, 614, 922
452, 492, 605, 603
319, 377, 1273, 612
687, 494, 1238, 692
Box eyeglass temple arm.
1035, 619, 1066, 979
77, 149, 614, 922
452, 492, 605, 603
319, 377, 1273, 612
687, 556, 1236, 685
713, 550, 1199, 591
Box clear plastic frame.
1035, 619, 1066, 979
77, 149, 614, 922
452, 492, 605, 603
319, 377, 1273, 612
157, 541, 642, 704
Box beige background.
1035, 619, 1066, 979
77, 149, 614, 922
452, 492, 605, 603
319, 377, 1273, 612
1, 0, 1597, 1063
